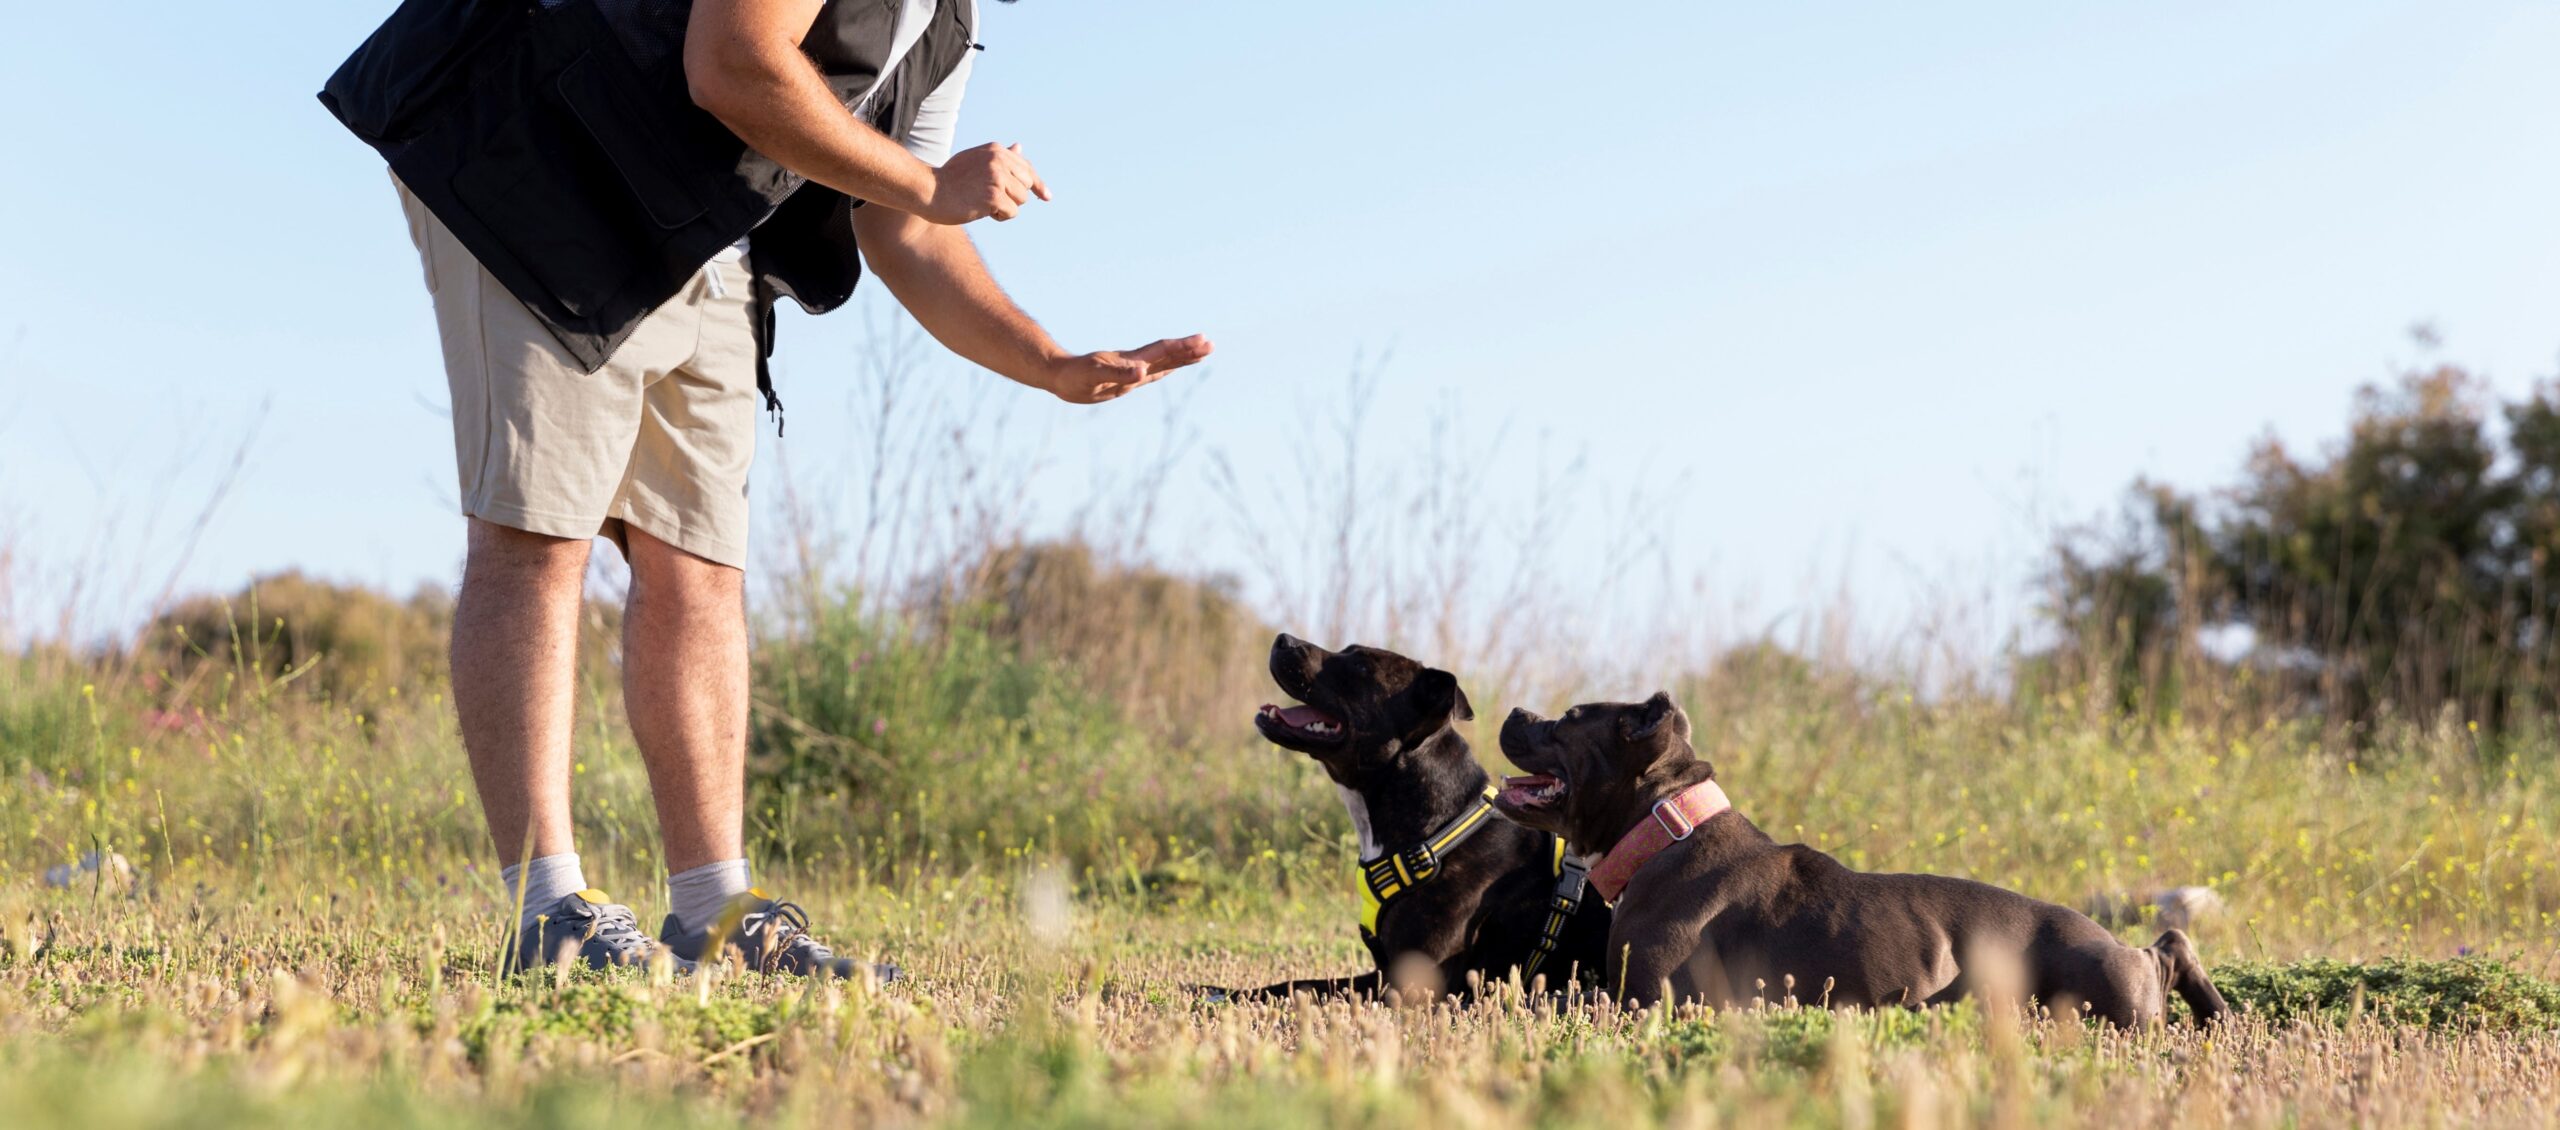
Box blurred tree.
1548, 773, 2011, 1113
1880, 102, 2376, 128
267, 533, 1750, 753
2044, 342, 2560, 731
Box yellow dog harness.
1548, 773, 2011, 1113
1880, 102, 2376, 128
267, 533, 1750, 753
1358, 786, 1503, 934
1354, 786, 1593, 985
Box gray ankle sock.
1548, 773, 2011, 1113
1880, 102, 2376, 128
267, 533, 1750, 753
667, 858, 754, 935
501, 852, 589, 932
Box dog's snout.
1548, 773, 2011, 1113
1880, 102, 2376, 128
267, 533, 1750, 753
1268, 633, 1325, 692
1499, 708, 1548, 753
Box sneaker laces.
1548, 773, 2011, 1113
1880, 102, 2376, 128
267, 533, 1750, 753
579, 901, 660, 959
740, 899, 833, 970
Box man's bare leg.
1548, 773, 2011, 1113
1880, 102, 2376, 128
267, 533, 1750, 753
621, 529, 878, 978
620, 526, 749, 878
451, 518, 591, 866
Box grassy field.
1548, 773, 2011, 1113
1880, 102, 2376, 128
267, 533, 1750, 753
5, 584, 2560, 1129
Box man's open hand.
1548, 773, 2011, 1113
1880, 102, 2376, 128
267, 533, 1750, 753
1041, 335, 1214, 404
925, 143, 1051, 224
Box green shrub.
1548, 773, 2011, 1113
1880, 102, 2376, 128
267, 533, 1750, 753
2214, 955, 2560, 1032
0, 654, 92, 781
747, 593, 1305, 872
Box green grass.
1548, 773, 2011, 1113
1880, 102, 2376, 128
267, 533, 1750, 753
6, 606, 2560, 1127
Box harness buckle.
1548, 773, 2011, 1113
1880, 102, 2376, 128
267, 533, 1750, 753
1653, 797, 1698, 841
1395, 843, 1441, 885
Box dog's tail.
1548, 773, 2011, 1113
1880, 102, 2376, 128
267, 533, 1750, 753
2149, 928, 2228, 1025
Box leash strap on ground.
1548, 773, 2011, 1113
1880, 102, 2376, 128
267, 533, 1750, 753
1358, 786, 1501, 936
1518, 837, 1589, 985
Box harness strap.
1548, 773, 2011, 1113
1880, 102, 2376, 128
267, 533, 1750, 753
1518, 836, 1589, 985
1357, 785, 1500, 936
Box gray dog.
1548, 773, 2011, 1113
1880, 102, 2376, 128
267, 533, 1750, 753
1490, 692, 2227, 1026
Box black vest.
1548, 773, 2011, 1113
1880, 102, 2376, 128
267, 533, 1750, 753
320, 0, 976, 401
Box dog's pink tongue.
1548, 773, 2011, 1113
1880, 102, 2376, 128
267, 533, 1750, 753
1274, 705, 1339, 729
1499, 774, 1562, 808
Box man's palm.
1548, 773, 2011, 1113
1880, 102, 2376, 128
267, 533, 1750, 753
1047, 335, 1214, 404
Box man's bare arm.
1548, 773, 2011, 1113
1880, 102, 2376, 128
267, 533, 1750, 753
689, 0, 1206, 402
853, 206, 1211, 404
684, 0, 1044, 224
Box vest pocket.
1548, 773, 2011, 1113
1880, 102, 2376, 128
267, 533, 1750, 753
449, 97, 635, 318
448, 44, 710, 319
554, 49, 710, 230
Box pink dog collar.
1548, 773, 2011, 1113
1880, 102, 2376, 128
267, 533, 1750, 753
1587, 779, 1731, 903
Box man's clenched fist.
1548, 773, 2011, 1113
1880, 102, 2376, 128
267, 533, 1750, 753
924, 142, 1051, 225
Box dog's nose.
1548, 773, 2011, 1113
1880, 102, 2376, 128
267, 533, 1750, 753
1275, 632, 1303, 649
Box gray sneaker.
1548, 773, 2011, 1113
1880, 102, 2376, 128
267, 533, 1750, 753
660, 890, 901, 982
505, 889, 691, 975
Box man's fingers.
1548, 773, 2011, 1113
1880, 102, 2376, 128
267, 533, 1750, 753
1057, 349, 1193, 405
1128, 335, 1215, 375
996, 153, 1032, 190
1004, 143, 1053, 202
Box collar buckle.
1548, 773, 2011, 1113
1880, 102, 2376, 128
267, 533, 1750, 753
1652, 797, 1698, 841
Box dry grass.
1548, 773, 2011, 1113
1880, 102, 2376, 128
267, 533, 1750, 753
5, 631, 2559, 1127
5, 862, 2560, 1129
8, 339, 2560, 1126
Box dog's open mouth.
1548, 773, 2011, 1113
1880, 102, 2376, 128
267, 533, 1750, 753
1257, 703, 1346, 743
1499, 772, 1567, 810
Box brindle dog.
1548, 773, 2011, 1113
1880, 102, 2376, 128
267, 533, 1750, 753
1210, 635, 1610, 1000
1491, 693, 2227, 1026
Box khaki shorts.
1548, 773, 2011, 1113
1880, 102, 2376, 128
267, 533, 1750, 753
397, 180, 760, 569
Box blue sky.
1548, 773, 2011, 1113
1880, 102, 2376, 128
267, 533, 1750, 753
3, 1, 2557, 649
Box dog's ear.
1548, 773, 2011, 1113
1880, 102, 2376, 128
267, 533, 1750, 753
1622, 691, 1687, 745
1414, 667, 1474, 725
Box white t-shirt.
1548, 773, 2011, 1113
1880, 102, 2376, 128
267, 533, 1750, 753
715, 0, 976, 264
